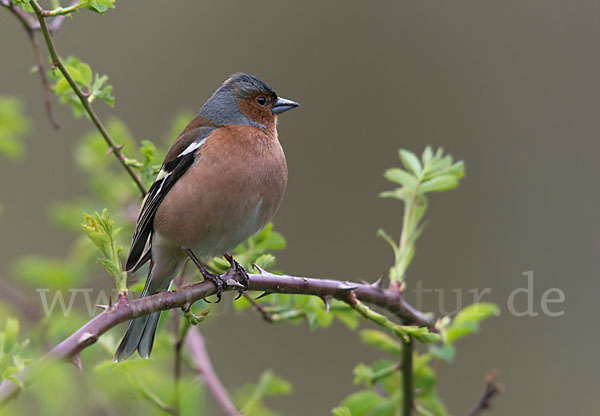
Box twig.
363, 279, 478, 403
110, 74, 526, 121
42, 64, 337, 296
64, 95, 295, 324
242, 293, 275, 323
186, 328, 242, 416
467, 371, 503, 416
40, 2, 80, 17
1, 0, 59, 129
29, 29, 60, 129
173, 315, 184, 416
0, 1, 38, 29
172, 264, 191, 416
30, 0, 147, 196
0, 0, 76, 32
401, 338, 414, 416
0, 268, 434, 405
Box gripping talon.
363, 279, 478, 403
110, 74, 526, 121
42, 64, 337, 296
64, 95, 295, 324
203, 273, 224, 303
224, 253, 250, 299
184, 248, 225, 303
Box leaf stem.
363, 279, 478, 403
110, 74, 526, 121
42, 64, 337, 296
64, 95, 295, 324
40, 3, 80, 17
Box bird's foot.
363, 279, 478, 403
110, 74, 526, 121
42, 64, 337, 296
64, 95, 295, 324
201, 271, 225, 303
224, 253, 250, 299
184, 248, 225, 303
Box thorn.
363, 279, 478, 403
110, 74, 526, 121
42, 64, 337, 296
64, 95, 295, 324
371, 273, 385, 290
225, 278, 244, 288
253, 263, 275, 276
105, 144, 123, 156
70, 354, 82, 372
255, 291, 272, 300
94, 304, 108, 310
340, 281, 359, 290
108, 295, 113, 309
320, 295, 332, 315
78, 332, 97, 348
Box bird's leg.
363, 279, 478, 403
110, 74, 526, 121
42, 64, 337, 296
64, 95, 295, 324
184, 248, 224, 303
224, 253, 250, 300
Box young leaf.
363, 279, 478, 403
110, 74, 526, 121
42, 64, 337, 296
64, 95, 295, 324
445, 302, 499, 343
338, 390, 384, 416
398, 149, 422, 175
81, 209, 127, 291
332, 407, 352, 416
383, 168, 415, 187
420, 175, 459, 193
360, 329, 402, 354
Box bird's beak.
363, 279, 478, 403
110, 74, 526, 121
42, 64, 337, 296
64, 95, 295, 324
272, 97, 299, 115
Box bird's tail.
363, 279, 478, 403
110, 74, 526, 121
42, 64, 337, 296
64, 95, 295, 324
114, 262, 175, 362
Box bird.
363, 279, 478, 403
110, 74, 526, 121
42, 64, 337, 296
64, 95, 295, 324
114, 73, 298, 361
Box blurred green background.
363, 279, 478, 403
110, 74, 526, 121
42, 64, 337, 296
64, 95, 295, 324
1, 0, 597, 414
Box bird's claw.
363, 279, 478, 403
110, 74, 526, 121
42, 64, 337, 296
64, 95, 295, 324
224, 253, 250, 299
202, 272, 224, 303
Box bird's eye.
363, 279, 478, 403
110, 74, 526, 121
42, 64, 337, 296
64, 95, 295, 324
256, 96, 267, 106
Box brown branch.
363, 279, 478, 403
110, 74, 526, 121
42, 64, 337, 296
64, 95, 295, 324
467, 370, 503, 416
0, 267, 434, 405
186, 328, 242, 416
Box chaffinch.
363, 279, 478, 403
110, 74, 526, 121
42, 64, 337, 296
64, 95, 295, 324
115, 73, 298, 361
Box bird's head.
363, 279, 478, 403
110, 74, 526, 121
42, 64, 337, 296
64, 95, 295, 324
199, 73, 299, 128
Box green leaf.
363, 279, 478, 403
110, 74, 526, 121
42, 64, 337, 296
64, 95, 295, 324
420, 175, 459, 193
417, 393, 450, 416
77, 62, 93, 85
383, 168, 415, 187
446, 302, 499, 343
81, 209, 127, 291
429, 344, 456, 362
353, 363, 374, 386
422, 146, 433, 164
360, 329, 401, 354
332, 406, 352, 416
369, 399, 397, 416
378, 188, 409, 200
452, 302, 499, 326
81, 0, 116, 14
339, 390, 384, 416
254, 254, 276, 269
65, 65, 85, 86
376, 229, 399, 258
398, 149, 422, 175
331, 302, 359, 330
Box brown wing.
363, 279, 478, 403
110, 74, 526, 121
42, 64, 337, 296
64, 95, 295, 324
124, 123, 217, 271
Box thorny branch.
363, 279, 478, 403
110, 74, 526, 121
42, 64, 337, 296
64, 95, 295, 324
0, 267, 435, 405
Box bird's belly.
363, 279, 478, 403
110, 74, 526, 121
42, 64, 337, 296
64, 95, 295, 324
187, 198, 267, 258
154, 160, 286, 258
